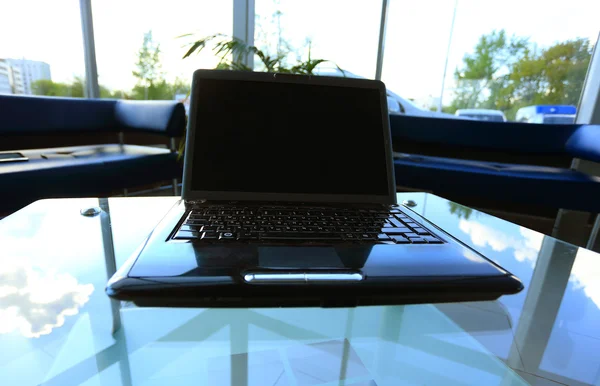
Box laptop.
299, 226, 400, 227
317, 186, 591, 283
106, 70, 523, 307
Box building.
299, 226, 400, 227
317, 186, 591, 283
0, 61, 11, 94
0, 59, 25, 95
6, 59, 51, 94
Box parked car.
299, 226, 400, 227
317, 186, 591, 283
515, 105, 576, 124
314, 68, 458, 119
455, 109, 507, 122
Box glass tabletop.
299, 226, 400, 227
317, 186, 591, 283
1, 193, 598, 385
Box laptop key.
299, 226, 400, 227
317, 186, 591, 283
220, 232, 236, 240
180, 225, 202, 232
388, 218, 406, 228
377, 233, 391, 241
239, 232, 259, 240
423, 236, 443, 244
185, 219, 205, 225
409, 238, 427, 244
412, 227, 430, 235
175, 230, 201, 239
391, 235, 410, 243
202, 232, 218, 240
260, 233, 342, 240
383, 227, 410, 235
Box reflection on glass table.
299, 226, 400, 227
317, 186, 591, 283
1, 193, 599, 385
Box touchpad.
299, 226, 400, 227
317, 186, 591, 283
258, 247, 344, 268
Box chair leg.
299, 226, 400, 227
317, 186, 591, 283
172, 179, 180, 196
552, 209, 590, 247
586, 214, 600, 251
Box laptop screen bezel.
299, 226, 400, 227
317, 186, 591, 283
182, 70, 397, 205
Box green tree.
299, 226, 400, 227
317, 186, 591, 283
505, 38, 592, 118
31, 79, 59, 96
32, 77, 122, 98
451, 30, 529, 112
31, 77, 84, 97
169, 76, 190, 96
132, 30, 167, 100
67, 77, 85, 97
449, 31, 593, 120
448, 202, 474, 220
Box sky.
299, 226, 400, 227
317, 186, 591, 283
1, 0, 599, 105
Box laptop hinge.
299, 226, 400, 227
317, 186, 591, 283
184, 200, 395, 209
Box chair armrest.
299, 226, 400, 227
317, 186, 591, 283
0, 95, 118, 135
114, 100, 186, 137
389, 114, 575, 154
565, 125, 600, 163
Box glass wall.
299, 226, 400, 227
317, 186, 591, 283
382, 0, 599, 123
0, 0, 86, 97
2, 0, 598, 123
254, 0, 382, 79
91, 0, 232, 100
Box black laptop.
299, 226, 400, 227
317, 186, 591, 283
106, 69, 523, 307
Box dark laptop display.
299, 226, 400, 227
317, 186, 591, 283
106, 70, 523, 307
190, 78, 389, 197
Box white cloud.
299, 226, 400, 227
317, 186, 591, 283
459, 219, 600, 311
0, 258, 94, 338
569, 248, 600, 309
458, 219, 543, 265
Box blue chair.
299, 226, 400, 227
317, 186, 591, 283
0, 95, 186, 214
390, 114, 600, 214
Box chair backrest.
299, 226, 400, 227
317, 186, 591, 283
0, 95, 186, 151
114, 100, 186, 137
389, 114, 580, 167
0, 95, 119, 135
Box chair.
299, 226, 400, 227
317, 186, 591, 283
389, 114, 600, 246
0, 95, 186, 215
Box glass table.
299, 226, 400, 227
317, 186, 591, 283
1, 193, 598, 385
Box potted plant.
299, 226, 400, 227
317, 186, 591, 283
176, 33, 344, 156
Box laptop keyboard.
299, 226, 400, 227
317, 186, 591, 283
172, 205, 443, 244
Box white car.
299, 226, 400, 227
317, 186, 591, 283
455, 109, 507, 122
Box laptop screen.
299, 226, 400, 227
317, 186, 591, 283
188, 75, 391, 200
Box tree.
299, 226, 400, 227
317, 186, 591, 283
169, 76, 190, 98
506, 38, 592, 117
448, 202, 474, 220
132, 30, 166, 100
31, 77, 84, 97
31, 77, 123, 98
31, 79, 59, 96
450, 30, 529, 112
449, 31, 593, 120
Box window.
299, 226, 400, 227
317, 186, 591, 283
0, 0, 85, 97
91, 0, 232, 100
254, 0, 382, 79
382, 0, 599, 123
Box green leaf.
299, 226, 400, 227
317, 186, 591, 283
182, 40, 205, 59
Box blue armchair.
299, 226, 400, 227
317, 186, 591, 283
0, 95, 186, 215
390, 114, 600, 214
